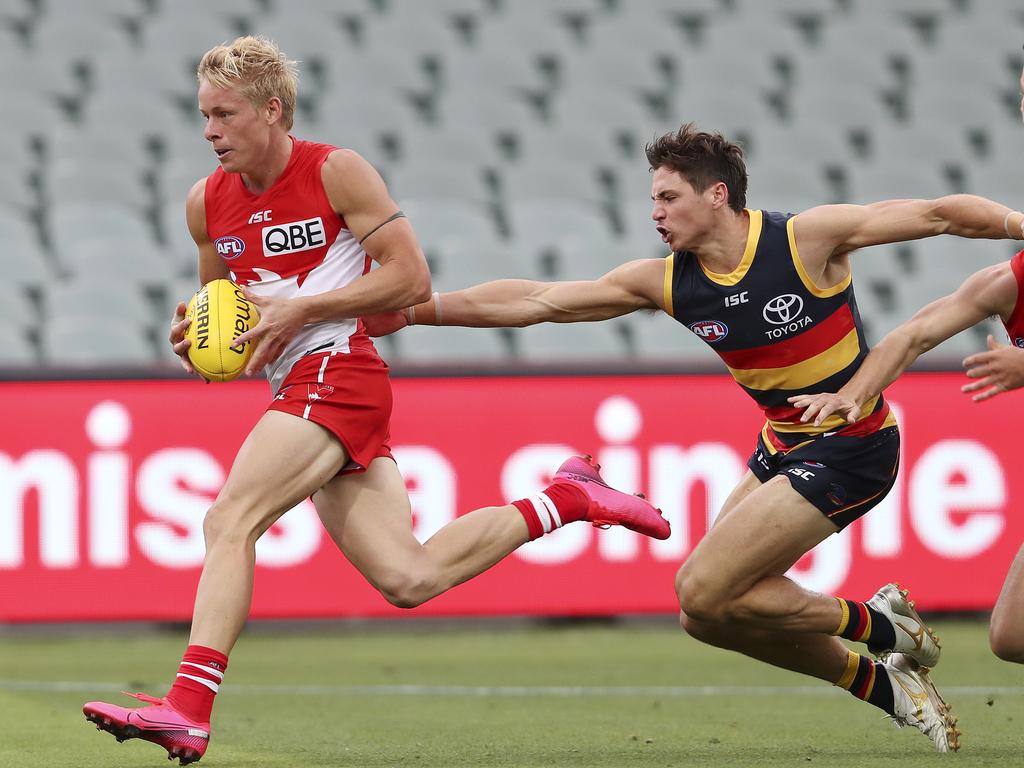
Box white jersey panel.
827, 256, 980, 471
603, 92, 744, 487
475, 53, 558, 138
237, 227, 367, 393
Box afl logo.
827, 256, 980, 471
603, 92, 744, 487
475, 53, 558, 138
689, 320, 729, 343
215, 236, 245, 260
1016, 338, 1024, 349
763, 293, 804, 325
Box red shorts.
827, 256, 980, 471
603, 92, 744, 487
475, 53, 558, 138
267, 345, 393, 475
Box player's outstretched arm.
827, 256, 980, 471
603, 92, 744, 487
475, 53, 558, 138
963, 335, 1024, 402
794, 196, 1023, 266
789, 263, 1014, 425
367, 258, 666, 334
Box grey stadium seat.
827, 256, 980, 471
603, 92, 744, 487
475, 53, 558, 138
399, 127, 503, 170
844, 162, 954, 205
499, 160, 610, 208
46, 125, 152, 175
434, 84, 542, 140
49, 203, 154, 256
0, 326, 38, 366
2, 212, 53, 287
426, 240, 537, 288
511, 321, 631, 362
401, 199, 500, 247
388, 162, 492, 205
45, 279, 156, 332
43, 315, 156, 366
505, 199, 617, 278
0, 281, 37, 331
47, 163, 150, 210
390, 325, 509, 364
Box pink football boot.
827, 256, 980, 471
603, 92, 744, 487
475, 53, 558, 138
84, 692, 209, 765
554, 454, 671, 540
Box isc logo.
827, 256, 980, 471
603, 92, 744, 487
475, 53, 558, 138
262, 217, 326, 257
787, 467, 816, 480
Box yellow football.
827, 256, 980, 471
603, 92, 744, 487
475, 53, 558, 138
185, 279, 260, 382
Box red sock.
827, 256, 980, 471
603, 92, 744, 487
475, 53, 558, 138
511, 482, 590, 541
165, 645, 228, 724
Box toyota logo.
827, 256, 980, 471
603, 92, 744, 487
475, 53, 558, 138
763, 294, 804, 325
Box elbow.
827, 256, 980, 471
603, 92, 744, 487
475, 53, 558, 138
891, 322, 932, 358
406, 265, 432, 306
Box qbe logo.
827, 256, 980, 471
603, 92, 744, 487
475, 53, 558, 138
214, 236, 245, 260
688, 319, 729, 343
262, 217, 327, 257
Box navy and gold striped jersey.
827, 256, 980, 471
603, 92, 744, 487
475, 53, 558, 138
663, 209, 897, 453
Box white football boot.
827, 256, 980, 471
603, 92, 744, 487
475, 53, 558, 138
884, 653, 960, 753
866, 583, 941, 668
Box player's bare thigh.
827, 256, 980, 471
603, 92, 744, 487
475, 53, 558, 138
211, 411, 349, 536
679, 475, 837, 602
311, 457, 421, 589
710, 470, 763, 528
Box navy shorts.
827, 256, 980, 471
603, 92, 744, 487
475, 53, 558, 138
747, 426, 900, 530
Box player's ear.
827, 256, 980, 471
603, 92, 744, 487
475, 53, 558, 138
710, 181, 730, 210
265, 96, 283, 126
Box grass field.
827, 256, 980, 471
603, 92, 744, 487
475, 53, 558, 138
2, 619, 1022, 767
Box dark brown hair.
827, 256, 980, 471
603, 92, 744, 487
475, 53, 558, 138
645, 124, 747, 212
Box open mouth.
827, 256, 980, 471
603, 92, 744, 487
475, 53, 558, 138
214, 148, 232, 159
656, 225, 670, 243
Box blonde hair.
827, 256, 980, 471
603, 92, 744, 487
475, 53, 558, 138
197, 36, 299, 130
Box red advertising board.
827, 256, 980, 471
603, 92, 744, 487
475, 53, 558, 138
0, 373, 1019, 621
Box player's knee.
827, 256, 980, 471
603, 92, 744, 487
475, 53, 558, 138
989, 620, 1024, 663
678, 609, 714, 642
202, 498, 257, 549
674, 564, 727, 624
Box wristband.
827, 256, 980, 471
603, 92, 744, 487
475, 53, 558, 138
1004, 211, 1024, 240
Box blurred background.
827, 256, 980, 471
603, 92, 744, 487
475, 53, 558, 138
2, 0, 1024, 617
2, 0, 1023, 372
3, 4, 1024, 763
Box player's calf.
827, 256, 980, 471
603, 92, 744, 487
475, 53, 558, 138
832, 583, 941, 668
833, 649, 958, 752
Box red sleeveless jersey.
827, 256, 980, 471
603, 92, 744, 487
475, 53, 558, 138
1004, 249, 1024, 348
203, 138, 377, 391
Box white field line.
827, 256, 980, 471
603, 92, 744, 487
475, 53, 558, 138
2, 680, 1022, 697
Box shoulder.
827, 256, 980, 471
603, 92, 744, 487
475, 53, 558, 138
949, 261, 1017, 318
320, 148, 391, 214
185, 177, 210, 241
185, 177, 207, 211
185, 177, 208, 223
605, 257, 671, 308
320, 148, 382, 187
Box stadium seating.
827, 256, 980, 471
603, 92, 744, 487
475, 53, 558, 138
3, 0, 1023, 369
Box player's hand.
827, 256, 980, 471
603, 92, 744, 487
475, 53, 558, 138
233, 289, 306, 375
361, 310, 410, 337
786, 392, 861, 426
962, 334, 1024, 402
168, 301, 197, 376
